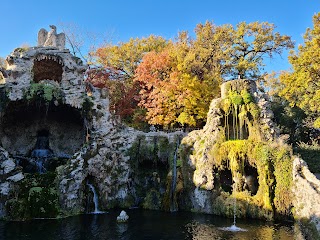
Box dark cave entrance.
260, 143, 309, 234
0, 100, 85, 173
243, 164, 259, 195
218, 168, 233, 193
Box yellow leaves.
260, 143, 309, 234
177, 112, 196, 126
279, 13, 320, 126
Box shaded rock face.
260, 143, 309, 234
0, 101, 84, 157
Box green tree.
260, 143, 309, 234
279, 13, 320, 128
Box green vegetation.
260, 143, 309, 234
295, 140, 320, 173
126, 134, 182, 211
179, 83, 294, 220
24, 82, 64, 104
279, 13, 320, 128
5, 172, 60, 220
221, 87, 260, 141
89, 20, 293, 129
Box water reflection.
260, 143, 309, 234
0, 209, 299, 240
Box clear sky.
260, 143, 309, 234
1, 0, 319, 73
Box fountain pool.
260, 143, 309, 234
0, 209, 299, 240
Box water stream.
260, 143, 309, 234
170, 137, 180, 212
220, 181, 247, 232
220, 195, 247, 232
87, 183, 103, 214
30, 131, 53, 174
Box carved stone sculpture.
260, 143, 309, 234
38, 25, 65, 50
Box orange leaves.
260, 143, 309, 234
135, 50, 183, 126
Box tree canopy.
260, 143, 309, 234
279, 13, 320, 128
91, 20, 294, 129
134, 21, 293, 127
89, 35, 168, 127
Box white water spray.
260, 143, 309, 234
220, 186, 247, 232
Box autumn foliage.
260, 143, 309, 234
279, 13, 320, 128
90, 20, 294, 129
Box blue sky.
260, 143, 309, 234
1, 0, 319, 73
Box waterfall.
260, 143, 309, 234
31, 149, 51, 173
30, 130, 53, 174
87, 183, 103, 214
170, 137, 180, 212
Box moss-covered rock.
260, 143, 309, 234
5, 172, 60, 220
143, 189, 161, 210
179, 79, 293, 220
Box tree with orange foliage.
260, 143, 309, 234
90, 35, 168, 127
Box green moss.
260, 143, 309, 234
143, 189, 161, 210
5, 172, 60, 220
28, 186, 59, 218
222, 89, 260, 141
298, 218, 320, 240
14, 47, 29, 53
241, 89, 254, 104
24, 82, 64, 104
229, 91, 244, 105
201, 138, 293, 218
273, 145, 293, 216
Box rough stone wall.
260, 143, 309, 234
4, 47, 86, 108
55, 86, 137, 212
293, 157, 320, 234
183, 80, 280, 191
0, 147, 24, 217
56, 86, 185, 212
179, 79, 284, 219
0, 44, 186, 217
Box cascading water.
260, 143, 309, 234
29, 130, 53, 173
170, 137, 180, 212
87, 183, 103, 214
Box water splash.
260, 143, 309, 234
219, 224, 248, 232
220, 187, 247, 232
87, 183, 104, 214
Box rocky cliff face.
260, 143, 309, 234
292, 157, 320, 238
0, 45, 185, 218
179, 79, 292, 220
0, 40, 319, 239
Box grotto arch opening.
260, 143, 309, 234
33, 55, 63, 83
0, 101, 85, 172
243, 164, 259, 196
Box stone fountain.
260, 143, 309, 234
0, 25, 319, 239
